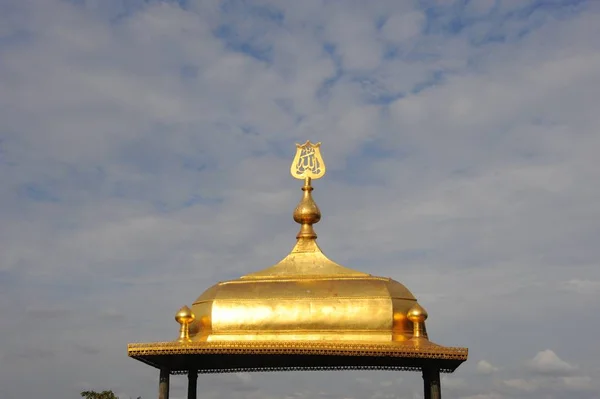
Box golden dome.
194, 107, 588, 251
186, 141, 430, 344
128, 142, 468, 376
190, 245, 420, 342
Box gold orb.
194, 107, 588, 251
407, 303, 428, 323
175, 305, 195, 325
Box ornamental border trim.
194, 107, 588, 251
127, 341, 468, 361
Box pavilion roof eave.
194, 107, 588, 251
127, 340, 468, 374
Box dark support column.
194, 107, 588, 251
188, 369, 198, 399
159, 368, 170, 399
422, 368, 441, 399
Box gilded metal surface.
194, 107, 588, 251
127, 340, 468, 360
175, 306, 194, 342
191, 275, 418, 342
189, 146, 422, 343
128, 141, 468, 373
127, 340, 467, 374
407, 304, 428, 339
243, 239, 367, 278
290, 141, 325, 180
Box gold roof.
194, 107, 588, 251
128, 141, 468, 371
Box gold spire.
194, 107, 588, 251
291, 141, 325, 239
242, 141, 367, 278
292, 177, 319, 239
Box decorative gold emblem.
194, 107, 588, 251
291, 141, 326, 180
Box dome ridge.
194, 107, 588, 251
242, 238, 368, 279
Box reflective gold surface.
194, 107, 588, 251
290, 140, 325, 181
407, 303, 428, 339
128, 141, 468, 365
191, 274, 418, 342
128, 340, 468, 361
175, 306, 194, 342
187, 142, 432, 345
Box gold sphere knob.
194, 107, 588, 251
293, 182, 321, 224
293, 200, 321, 225
407, 303, 428, 339
175, 305, 195, 325
293, 178, 321, 239
407, 303, 428, 323
175, 305, 195, 342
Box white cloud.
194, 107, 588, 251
561, 279, 600, 295
324, 12, 382, 71
381, 12, 425, 42
528, 350, 577, 376
463, 0, 496, 16
476, 360, 499, 375
503, 378, 539, 392
235, 373, 252, 384
1, 1, 600, 399
441, 376, 466, 390
561, 376, 594, 391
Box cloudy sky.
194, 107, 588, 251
1, 0, 600, 398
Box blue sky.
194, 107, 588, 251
1, 0, 600, 398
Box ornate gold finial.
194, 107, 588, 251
175, 305, 195, 342
291, 141, 325, 239
407, 303, 428, 339
291, 140, 326, 180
